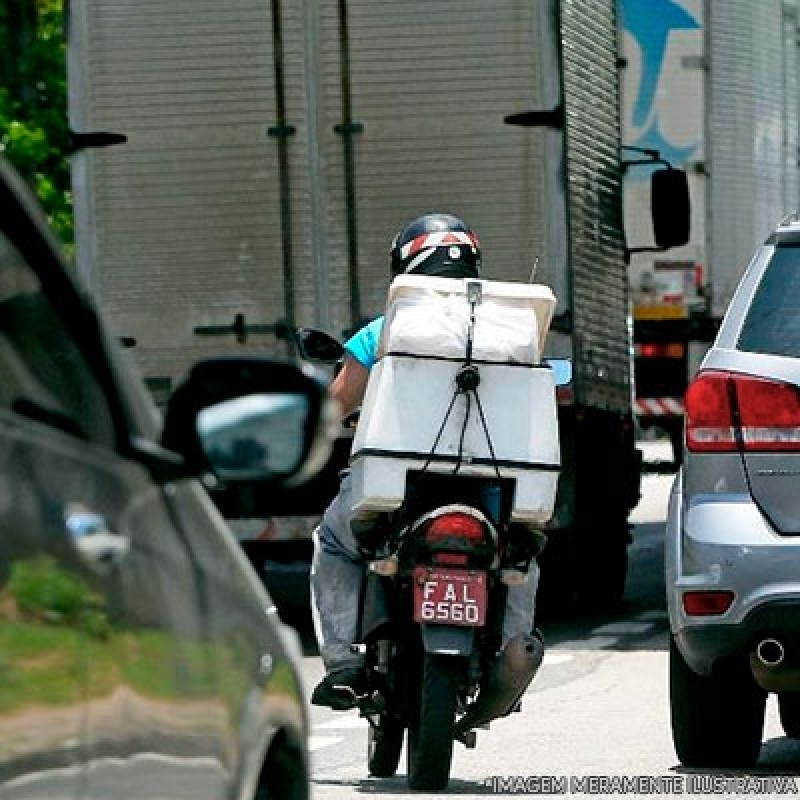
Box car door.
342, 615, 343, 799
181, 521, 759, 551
0, 162, 232, 800
0, 229, 90, 800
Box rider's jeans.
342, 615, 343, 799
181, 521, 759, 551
310, 471, 540, 671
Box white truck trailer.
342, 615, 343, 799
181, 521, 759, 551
67, 0, 682, 606
620, 0, 800, 458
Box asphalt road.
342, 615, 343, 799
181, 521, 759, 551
291, 441, 800, 799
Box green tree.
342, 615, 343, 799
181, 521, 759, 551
0, 0, 72, 249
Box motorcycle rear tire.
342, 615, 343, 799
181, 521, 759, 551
407, 653, 461, 791
367, 716, 404, 777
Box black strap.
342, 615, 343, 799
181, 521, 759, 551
382, 351, 541, 368
421, 390, 461, 472
352, 448, 560, 473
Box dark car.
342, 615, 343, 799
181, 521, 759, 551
667, 213, 800, 768
0, 157, 337, 799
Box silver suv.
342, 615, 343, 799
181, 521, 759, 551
667, 215, 800, 767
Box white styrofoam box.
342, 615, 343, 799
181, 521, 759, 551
350, 455, 559, 527
378, 275, 556, 366
349, 355, 560, 525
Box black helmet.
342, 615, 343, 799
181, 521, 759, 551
389, 213, 481, 279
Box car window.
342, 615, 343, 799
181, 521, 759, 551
0, 231, 116, 446
737, 245, 800, 357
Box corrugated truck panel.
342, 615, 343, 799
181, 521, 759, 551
562, 0, 630, 411
784, 0, 800, 216
70, 0, 631, 414
69, 0, 316, 386
708, 0, 796, 318
315, 0, 551, 330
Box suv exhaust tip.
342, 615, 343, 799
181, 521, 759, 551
756, 638, 785, 668
750, 638, 800, 692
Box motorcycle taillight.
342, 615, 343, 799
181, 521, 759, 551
434, 552, 469, 566
424, 512, 486, 544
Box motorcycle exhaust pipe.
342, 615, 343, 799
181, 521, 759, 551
454, 632, 544, 744
756, 638, 785, 669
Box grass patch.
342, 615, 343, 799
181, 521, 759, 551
0, 622, 83, 711
0, 557, 298, 717
0, 621, 261, 718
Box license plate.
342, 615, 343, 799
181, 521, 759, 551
412, 566, 487, 626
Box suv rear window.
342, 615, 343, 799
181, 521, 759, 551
738, 246, 800, 356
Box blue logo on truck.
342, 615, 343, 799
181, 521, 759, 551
620, 0, 700, 168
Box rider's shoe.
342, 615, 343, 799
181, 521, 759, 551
310, 667, 367, 710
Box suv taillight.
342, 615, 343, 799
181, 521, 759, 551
684, 372, 736, 452
685, 370, 800, 452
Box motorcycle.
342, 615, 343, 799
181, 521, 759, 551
355, 472, 547, 791
298, 326, 569, 791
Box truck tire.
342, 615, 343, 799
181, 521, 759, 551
778, 693, 800, 738
367, 716, 404, 777
407, 654, 461, 791
669, 636, 765, 767
536, 531, 577, 614
577, 526, 628, 610
666, 420, 684, 467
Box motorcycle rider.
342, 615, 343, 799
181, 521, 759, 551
310, 212, 544, 710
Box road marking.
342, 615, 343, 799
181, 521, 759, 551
568, 635, 620, 649
543, 651, 574, 665
637, 609, 668, 622
309, 735, 344, 752
591, 621, 654, 636
315, 714, 366, 730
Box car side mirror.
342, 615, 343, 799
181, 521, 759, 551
651, 168, 690, 250
296, 328, 345, 364
545, 358, 572, 387
162, 357, 338, 488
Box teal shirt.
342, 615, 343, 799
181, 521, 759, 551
344, 316, 384, 370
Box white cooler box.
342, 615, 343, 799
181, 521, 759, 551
378, 275, 556, 365
349, 276, 560, 527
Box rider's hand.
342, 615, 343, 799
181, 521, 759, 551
329, 354, 369, 418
